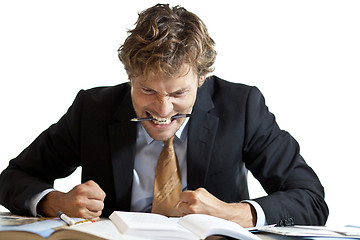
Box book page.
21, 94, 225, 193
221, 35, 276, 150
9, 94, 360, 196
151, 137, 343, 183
0, 212, 48, 226
258, 225, 360, 239
50, 219, 145, 240
109, 211, 197, 240
0, 218, 68, 239
178, 214, 260, 240
0, 213, 86, 239
110, 211, 176, 230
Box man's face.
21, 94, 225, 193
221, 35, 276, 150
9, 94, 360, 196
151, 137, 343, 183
131, 65, 204, 141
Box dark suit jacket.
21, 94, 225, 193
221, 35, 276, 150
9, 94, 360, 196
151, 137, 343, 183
0, 76, 328, 225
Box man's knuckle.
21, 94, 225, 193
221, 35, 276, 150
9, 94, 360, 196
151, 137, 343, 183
187, 205, 197, 214
78, 209, 88, 218
74, 198, 87, 208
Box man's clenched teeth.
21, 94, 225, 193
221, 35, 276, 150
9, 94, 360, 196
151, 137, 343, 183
151, 116, 171, 125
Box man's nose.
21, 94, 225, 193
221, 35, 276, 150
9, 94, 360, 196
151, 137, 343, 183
154, 95, 173, 117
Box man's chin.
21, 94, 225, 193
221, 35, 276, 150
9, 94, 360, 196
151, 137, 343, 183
148, 133, 175, 141
142, 122, 179, 141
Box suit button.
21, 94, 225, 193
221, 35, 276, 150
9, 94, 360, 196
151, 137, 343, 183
284, 219, 290, 226
284, 217, 294, 226
277, 217, 294, 226
289, 217, 294, 225
278, 219, 285, 226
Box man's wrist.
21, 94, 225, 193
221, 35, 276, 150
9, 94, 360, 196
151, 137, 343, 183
223, 202, 256, 228
27, 189, 56, 217
241, 200, 267, 227
36, 190, 61, 217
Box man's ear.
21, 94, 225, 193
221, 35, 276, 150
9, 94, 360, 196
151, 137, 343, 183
198, 75, 206, 87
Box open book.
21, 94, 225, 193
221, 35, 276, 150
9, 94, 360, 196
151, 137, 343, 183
0, 212, 142, 240
0, 211, 259, 240
109, 211, 260, 240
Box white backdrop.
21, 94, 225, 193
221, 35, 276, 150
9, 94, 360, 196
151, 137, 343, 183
0, 0, 359, 227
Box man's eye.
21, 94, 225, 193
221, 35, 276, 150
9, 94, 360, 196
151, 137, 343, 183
172, 91, 188, 97
142, 88, 155, 94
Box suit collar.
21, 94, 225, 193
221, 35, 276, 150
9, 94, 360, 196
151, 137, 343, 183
113, 85, 137, 121
193, 79, 215, 113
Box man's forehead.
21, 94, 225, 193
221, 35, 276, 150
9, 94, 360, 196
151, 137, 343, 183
131, 64, 195, 82
135, 76, 192, 92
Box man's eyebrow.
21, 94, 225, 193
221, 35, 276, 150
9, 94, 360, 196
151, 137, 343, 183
174, 87, 190, 93
169, 87, 191, 96
138, 81, 190, 94
138, 82, 154, 90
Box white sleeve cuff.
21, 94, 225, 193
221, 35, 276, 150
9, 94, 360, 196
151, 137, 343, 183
241, 200, 267, 227
28, 189, 56, 217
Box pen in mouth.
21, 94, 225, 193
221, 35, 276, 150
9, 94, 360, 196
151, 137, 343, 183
130, 114, 191, 122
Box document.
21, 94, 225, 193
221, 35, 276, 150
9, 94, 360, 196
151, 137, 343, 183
256, 225, 360, 239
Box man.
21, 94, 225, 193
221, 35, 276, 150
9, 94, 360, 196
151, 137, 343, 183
0, 4, 328, 227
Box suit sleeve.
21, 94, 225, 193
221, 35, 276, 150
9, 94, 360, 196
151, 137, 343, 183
243, 87, 329, 225
0, 90, 85, 216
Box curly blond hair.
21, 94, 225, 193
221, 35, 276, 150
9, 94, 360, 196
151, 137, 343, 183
119, 4, 216, 79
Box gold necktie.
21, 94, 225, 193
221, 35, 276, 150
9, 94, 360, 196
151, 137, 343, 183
152, 136, 182, 217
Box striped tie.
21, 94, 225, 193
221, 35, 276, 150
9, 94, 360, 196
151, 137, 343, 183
152, 136, 182, 216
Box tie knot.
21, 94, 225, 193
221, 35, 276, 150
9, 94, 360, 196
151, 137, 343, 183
163, 136, 175, 148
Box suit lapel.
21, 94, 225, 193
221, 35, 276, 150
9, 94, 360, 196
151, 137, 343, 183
108, 89, 137, 210
187, 81, 219, 190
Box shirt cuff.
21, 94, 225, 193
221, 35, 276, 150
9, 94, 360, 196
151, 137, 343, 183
241, 200, 267, 227
28, 189, 56, 217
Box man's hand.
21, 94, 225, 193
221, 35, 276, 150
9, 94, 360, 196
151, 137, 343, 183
178, 188, 256, 228
37, 180, 106, 219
